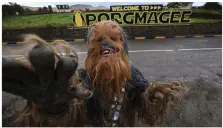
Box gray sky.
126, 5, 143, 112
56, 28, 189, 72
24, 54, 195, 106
2, 2, 213, 7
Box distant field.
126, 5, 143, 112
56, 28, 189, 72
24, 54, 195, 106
2, 12, 221, 29
2, 13, 73, 29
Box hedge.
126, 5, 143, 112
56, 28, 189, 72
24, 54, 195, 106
190, 10, 222, 19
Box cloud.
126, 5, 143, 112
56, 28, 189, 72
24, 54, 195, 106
192, 2, 206, 6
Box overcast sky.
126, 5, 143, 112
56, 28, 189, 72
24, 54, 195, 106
2, 2, 219, 7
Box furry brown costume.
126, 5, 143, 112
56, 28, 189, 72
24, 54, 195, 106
2, 35, 92, 127
78, 20, 186, 126
2, 21, 186, 127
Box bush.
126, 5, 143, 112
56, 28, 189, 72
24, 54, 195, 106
167, 2, 182, 9
23, 12, 56, 16
191, 10, 222, 19
203, 2, 222, 10
2, 3, 24, 17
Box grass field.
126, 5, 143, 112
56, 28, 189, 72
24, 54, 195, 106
2, 12, 221, 29
2, 13, 73, 29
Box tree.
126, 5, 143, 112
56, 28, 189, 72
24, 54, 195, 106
167, 2, 182, 9
38, 7, 42, 12
2, 2, 24, 17
203, 2, 222, 10
8, 2, 15, 5
178, 2, 193, 9
14, 3, 24, 15
48, 5, 53, 12
42, 6, 48, 12
2, 5, 12, 17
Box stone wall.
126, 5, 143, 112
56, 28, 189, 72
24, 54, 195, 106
123, 23, 222, 38
2, 23, 222, 42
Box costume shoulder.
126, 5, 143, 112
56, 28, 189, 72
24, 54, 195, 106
128, 65, 149, 90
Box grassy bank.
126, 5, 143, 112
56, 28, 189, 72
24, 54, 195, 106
2, 13, 73, 29
2, 12, 221, 29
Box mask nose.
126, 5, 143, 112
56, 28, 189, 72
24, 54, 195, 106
101, 40, 119, 52
102, 40, 109, 46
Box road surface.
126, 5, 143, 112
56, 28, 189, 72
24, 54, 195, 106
2, 37, 222, 127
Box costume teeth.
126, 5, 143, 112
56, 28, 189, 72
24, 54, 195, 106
103, 50, 113, 55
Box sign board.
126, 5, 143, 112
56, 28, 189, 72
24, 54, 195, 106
73, 4, 192, 27
110, 5, 163, 11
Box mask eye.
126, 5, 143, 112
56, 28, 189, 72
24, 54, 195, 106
110, 37, 117, 42
97, 37, 103, 42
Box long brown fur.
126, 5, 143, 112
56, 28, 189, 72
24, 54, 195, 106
11, 21, 186, 126
85, 20, 186, 126
24, 34, 61, 59
136, 82, 186, 126
85, 21, 131, 115
12, 35, 87, 127
13, 99, 85, 127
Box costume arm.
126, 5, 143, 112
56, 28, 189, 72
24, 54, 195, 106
128, 65, 149, 89
126, 65, 166, 126
77, 68, 105, 125
2, 42, 92, 114
125, 65, 149, 100
2, 56, 42, 102
128, 65, 185, 126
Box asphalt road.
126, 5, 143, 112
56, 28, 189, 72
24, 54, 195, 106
2, 37, 222, 127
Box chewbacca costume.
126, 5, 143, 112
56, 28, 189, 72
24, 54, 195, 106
2, 21, 186, 127
2, 35, 92, 126
76, 20, 186, 126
